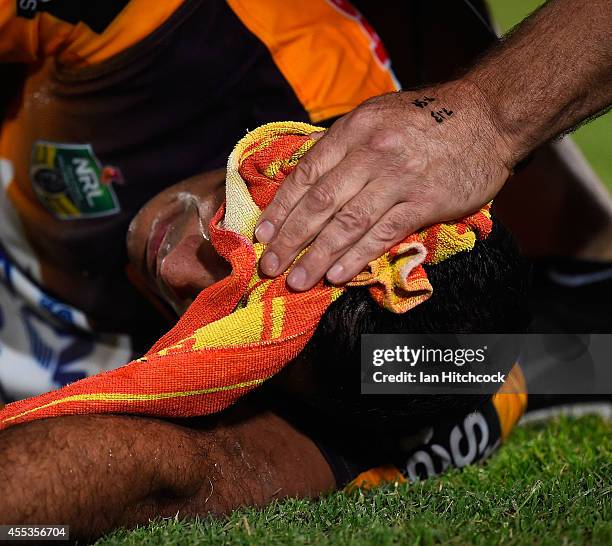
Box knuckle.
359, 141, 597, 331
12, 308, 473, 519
292, 157, 319, 188
399, 152, 427, 175
269, 193, 293, 217
347, 242, 373, 263
335, 203, 373, 233
346, 107, 373, 131
368, 129, 401, 155
304, 184, 335, 213
373, 214, 406, 243
275, 222, 305, 252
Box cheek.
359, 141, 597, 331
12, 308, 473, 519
126, 212, 147, 266
126, 202, 161, 269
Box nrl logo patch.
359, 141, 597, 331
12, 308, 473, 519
30, 141, 123, 220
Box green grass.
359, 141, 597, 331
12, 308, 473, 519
487, 0, 612, 192
97, 415, 611, 546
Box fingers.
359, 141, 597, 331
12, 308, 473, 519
254, 128, 346, 244
283, 177, 402, 290
324, 203, 425, 285
250, 84, 512, 291
259, 151, 372, 279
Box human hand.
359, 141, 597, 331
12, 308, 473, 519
255, 80, 516, 290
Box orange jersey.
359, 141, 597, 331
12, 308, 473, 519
0, 0, 398, 333
349, 365, 528, 489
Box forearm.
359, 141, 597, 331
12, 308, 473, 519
0, 410, 333, 540
0, 415, 208, 536
468, 0, 612, 163
253, 0, 611, 285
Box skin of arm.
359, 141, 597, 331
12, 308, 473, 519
254, 0, 612, 291
0, 408, 334, 540
472, 0, 612, 162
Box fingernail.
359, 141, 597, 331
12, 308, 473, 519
260, 251, 279, 276
287, 266, 307, 290
255, 220, 275, 243
326, 263, 345, 283
310, 131, 324, 141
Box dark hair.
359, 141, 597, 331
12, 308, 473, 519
271, 217, 530, 434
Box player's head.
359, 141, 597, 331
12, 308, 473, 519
128, 173, 529, 433
273, 218, 530, 433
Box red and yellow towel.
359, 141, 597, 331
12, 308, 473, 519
0, 122, 492, 429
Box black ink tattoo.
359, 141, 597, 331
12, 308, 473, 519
431, 108, 454, 123
412, 96, 436, 109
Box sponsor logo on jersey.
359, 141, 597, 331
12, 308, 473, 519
30, 141, 123, 220
402, 408, 500, 482
16, 0, 40, 19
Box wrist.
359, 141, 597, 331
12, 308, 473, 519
464, 62, 548, 167
425, 79, 518, 176
456, 76, 526, 170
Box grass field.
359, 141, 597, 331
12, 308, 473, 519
97, 416, 611, 546
97, 2, 611, 545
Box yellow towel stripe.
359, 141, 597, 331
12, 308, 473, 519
224, 121, 323, 236
271, 297, 285, 339
1, 378, 266, 424
263, 139, 317, 178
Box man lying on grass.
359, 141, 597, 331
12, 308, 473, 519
0, 125, 529, 540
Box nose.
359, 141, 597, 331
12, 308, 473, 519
158, 234, 231, 311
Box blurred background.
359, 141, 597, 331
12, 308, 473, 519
488, 0, 612, 192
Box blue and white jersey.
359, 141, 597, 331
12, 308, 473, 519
0, 245, 132, 403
